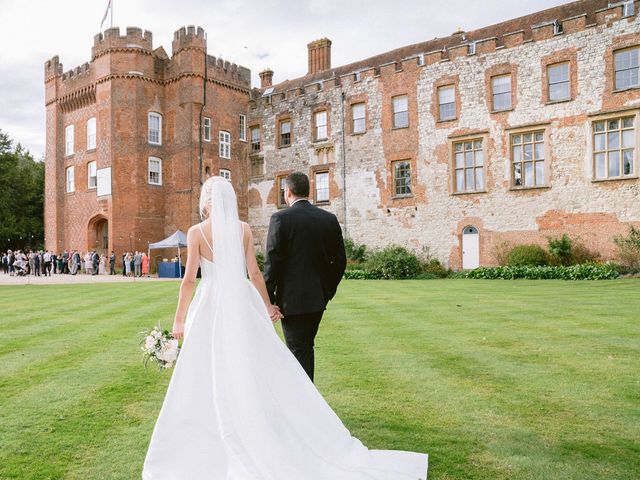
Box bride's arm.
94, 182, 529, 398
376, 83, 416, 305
243, 223, 282, 322
172, 226, 200, 339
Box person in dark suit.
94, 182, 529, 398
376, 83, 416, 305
92, 251, 100, 275
109, 251, 116, 275
264, 172, 346, 382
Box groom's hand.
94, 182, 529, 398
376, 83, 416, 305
267, 304, 282, 323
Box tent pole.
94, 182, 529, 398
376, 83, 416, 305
178, 247, 182, 278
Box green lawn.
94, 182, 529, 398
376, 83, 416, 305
1, 279, 638, 479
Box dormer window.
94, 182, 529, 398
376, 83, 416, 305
467, 42, 476, 55
553, 20, 563, 35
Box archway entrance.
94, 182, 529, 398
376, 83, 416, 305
462, 226, 480, 269
87, 216, 109, 254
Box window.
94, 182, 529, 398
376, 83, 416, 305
87, 161, 97, 189
86, 117, 96, 150
352, 103, 366, 134
219, 169, 231, 180
65, 125, 74, 156
250, 126, 260, 153
315, 171, 329, 203
279, 120, 291, 147
66, 166, 74, 192
438, 85, 456, 121
148, 157, 162, 185
468, 42, 476, 55
392, 95, 409, 128
614, 48, 639, 90
148, 112, 162, 145
205, 166, 211, 177
354, 71, 361, 82
553, 20, 563, 35
251, 157, 264, 177
392, 161, 412, 196
239, 114, 246, 141
491, 75, 512, 111
204, 117, 211, 142
219, 131, 231, 159
593, 116, 635, 179
277, 176, 287, 208
548, 63, 570, 102
511, 131, 545, 187
314, 111, 328, 141
453, 140, 484, 192
621, 0, 635, 17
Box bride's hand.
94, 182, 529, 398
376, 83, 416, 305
267, 304, 283, 323
172, 319, 185, 340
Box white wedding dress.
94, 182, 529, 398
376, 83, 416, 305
143, 180, 428, 479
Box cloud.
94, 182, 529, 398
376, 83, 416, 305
0, 0, 568, 158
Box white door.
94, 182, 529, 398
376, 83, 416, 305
462, 226, 480, 269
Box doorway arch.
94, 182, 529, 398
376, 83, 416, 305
87, 215, 109, 254
462, 225, 480, 269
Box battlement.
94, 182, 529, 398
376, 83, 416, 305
44, 55, 63, 81
172, 26, 206, 54
92, 26, 153, 58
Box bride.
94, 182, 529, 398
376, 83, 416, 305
143, 176, 428, 479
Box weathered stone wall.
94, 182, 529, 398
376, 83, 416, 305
248, 3, 640, 268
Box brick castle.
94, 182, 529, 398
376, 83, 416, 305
45, 0, 640, 268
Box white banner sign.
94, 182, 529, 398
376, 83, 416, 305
97, 167, 112, 197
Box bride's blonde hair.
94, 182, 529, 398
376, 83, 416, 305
199, 176, 229, 219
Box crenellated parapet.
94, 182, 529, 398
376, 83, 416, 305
92, 26, 153, 59
44, 55, 63, 83
172, 26, 206, 55
205, 54, 251, 89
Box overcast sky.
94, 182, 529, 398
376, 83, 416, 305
0, 0, 569, 159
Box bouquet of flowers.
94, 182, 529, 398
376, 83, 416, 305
140, 325, 180, 369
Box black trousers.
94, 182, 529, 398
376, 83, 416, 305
281, 311, 324, 382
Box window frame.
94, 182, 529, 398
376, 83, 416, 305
276, 175, 287, 208
451, 137, 486, 194
65, 166, 75, 193
508, 128, 549, 189
219, 130, 231, 159
219, 168, 231, 180
239, 114, 247, 142
392, 95, 409, 129
250, 125, 261, 153
86, 117, 96, 151
547, 62, 571, 102
391, 160, 412, 198
278, 118, 292, 148
314, 170, 330, 204
351, 102, 366, 134
438, 85, 456, 121
591, 113, 637, 181
314, 110, 328, 142
148, 157, 163, 186
203, 117, 211, 142
491, 74, 512, 112
87, 160, 97, 189
65, 125, 74, 156
148, 112, 162, 146
614, 47, 640, 92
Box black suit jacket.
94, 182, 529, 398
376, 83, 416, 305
264, 200, 346, 316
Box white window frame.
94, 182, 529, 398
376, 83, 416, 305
592, 115, 636, 180
453, 139, 485, 193
219, 168, 231, 180
65, 125, 74, 156
352, 103, 366, 134
148, 112, 162, 146
314, 111, 328, 141
66, 166, 75, 193
548, 63, 571, 102
219, 131, 231, 159
510, 130, 546, 188
392, 95, 409, 128
239, 114, 246, 142
250, 126, 261, 153
87, 161, 97, 189
148, 157, 162, 185
614, 47, 640, 91
203, 117, 211, 142
86, 117, 96, 150
315, 171, 330, 203
438, 85, 456, 121
491, 75, 512, 112
392, 160, 412, 197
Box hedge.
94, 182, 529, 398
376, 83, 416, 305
464, 263, 619, 280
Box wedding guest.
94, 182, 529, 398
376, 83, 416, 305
62, 250, 69, 274
43, 250, 52, 276
99, 254, 107, 275
84, 252, 93, 275
28, 251, 36, 276
122, 253, 127, 277
109, 251, 116, 275
1, 252, 7, 274
92, 251, 100, 275
141, 252, 149, 277
8, 250, 15, 276
129, 253, 135, 277
56, 253, 63, 274
134, 251, 142, 277
125, 252, 133, 277
51, 251, 58, 274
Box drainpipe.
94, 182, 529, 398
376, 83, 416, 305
199, 33, 208, 186
340, 91, 347, 237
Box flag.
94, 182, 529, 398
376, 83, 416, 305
100, 0, 113, 29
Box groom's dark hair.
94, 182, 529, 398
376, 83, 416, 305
285, 172, 310, 198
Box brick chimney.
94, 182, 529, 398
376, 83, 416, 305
307, 38, 332, 75
259, 68, 273, 88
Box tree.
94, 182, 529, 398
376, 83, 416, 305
0, 129, 44, 251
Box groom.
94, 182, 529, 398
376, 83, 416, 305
264, 172, 346, 382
